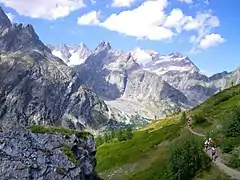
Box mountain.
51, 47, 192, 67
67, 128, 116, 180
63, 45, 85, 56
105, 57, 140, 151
0, 7, 106, 179
131, 48, 199, 75
53, 42, 239, 123
49, 42, 92, 66
210, 66, 240, 89
75, 42, 191, 122
130, 48, 216, 105
0, 7, 117, 133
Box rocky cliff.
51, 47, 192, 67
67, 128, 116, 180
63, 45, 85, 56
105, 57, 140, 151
0, 127, 101, 180
0, 7, 112, 133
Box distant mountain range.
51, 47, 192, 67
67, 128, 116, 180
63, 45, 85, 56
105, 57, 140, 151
0, 6, 239, 133
49, 41, 240, 122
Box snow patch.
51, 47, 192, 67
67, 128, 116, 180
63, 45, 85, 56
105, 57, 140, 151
52, 50, 63, 60
68, 52, 86, 66
131, 48, 153, 67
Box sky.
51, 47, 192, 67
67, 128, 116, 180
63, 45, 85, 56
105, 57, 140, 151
0, 0, 240, 76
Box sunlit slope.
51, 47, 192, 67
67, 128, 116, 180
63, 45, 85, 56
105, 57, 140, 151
96, 114, 230, 180
191, 84, 240, 133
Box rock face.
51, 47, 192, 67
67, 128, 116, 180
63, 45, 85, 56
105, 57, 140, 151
71, 44, 239, 122
48, 41, 239, 119
0, 130, 101, 180
210, 67, 240, 89
0, 7, 112, 133
75, 43, 190, 122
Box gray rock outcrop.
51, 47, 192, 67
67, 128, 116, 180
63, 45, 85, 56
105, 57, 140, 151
0, 129, 101, 180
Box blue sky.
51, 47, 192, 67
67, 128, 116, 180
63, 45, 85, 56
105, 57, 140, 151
1, 0, 239, 75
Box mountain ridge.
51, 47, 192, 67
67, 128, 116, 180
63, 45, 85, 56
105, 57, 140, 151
50, 40, 239, 121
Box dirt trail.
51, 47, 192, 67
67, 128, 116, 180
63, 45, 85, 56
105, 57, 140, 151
187, 115, 240, 180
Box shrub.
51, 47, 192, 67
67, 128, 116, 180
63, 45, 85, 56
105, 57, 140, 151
167, 135, 210, 180
220, 138, 236, 153
224, 106, 240, 137
193, 114, 207, 125
229, 151, 240, 169
95, 126, 134, 146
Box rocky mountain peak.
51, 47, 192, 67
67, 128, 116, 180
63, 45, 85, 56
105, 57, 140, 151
209, 71, 229, 81
0, 7, 12, 29
95, 41, 111, 52
169, 52, 183, 58
74, 42, 90, 53
0, 20, 51, 53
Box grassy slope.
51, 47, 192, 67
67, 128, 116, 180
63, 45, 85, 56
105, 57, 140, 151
191, 84, 240, 170
96, 117, 229, 179
191, 84, 240, 133
96, 84, 240, 180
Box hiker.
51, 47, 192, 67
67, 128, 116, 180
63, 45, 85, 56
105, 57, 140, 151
208, 137, 214, 147
204, 139, 209, 151
211, 147, 217, 161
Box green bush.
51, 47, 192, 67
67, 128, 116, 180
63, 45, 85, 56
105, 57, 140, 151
229, 151, 240, 169
220, 138, 236, 153
167, 135, 210, 180
224, 106, 240, 137
193, 114, 207, 125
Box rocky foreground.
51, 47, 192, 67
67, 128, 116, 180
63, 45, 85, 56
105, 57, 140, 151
0, 127, 101, 180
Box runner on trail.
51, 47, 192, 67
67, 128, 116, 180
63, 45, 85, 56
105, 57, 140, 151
209, 137, 214, 147
211, 147, 217, 161
204, 139, 209, 151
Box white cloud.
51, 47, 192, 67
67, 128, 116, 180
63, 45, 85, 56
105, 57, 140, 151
181, 11, 222, 51
100, 0, 174, 40
111, 0, 137, 7
6, 12, 15, 22
0, 0, 85, 20
178, 0, 193, 4
164, 8, 187, 33
199, 33, 225, 49
77, 11, 100, 25
183, 12, 220, 31
76, 0, 224, 50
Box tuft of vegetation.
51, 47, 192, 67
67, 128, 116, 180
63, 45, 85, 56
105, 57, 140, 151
27, 124, 91, 138
56, 167, 67, 174
63, 145, 79, 166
